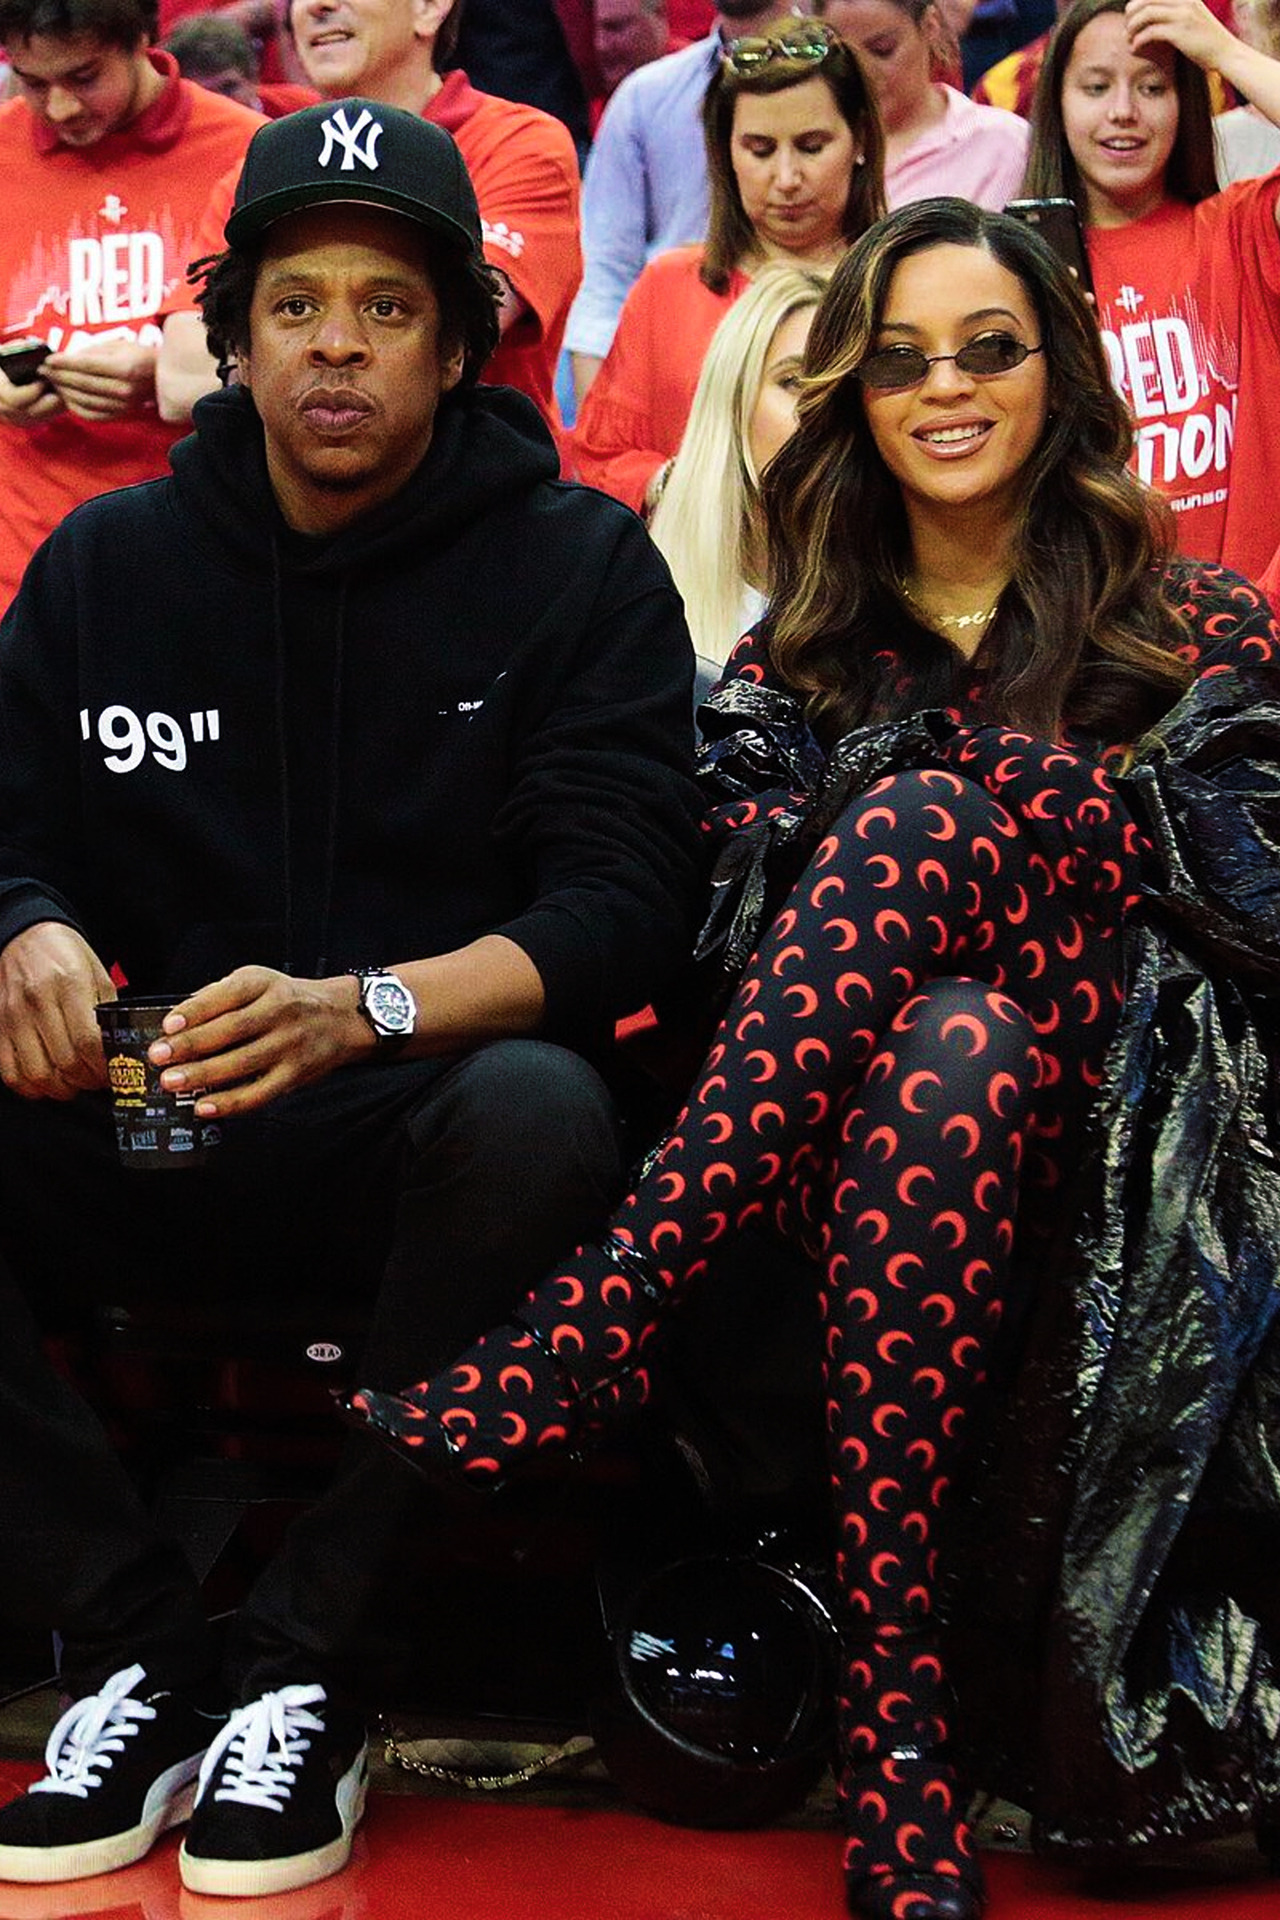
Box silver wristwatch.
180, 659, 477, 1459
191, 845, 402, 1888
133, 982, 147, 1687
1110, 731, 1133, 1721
351, 968, 417, 1044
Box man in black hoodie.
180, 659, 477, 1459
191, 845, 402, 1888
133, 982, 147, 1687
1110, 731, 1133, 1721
0, 101, 703, 1899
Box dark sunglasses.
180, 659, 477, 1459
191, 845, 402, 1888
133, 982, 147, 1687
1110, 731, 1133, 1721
722, 21, 840, 74
852, 333, 1045, 391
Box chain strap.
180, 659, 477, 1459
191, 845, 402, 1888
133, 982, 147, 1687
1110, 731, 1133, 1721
378, 1716, 597, 1792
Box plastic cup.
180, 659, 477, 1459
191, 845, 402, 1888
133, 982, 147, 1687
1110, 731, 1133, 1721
95, 996, 221, 1170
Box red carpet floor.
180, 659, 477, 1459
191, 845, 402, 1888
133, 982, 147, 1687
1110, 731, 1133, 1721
0, 1763, 1273, 1920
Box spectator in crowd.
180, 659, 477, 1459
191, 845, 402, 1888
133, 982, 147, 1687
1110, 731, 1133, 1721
1214, 0, 1280, 175
972, 0, 1231, 112
596, 0, 669, 98
348, 193, 1280, 1920
819, 0, 1030, 203
571, 17, 883, 510
565, 1, 808, 406
451, 0, 595, 152
1022, 0, 1280, 578
960, 0, 1053, 88
158, 0, 582, 462
162, 9, 317, 111
972, 0, 1074, 105
649, 264, 827, 662
158, 0, 309, 87
0, 101, 702, 1900
0, 0, 261, 612
450, 0, 672, 153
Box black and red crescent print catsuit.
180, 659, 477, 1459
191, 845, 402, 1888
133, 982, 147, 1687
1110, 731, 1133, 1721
355, 563, 1280, 1910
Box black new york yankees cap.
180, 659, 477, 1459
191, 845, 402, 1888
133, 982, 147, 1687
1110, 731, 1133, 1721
225, 98, 483, 260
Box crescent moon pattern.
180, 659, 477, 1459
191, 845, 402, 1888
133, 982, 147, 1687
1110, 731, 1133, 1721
900, 1069, 942, 1114
379, 728, 1148, 1870
824, 917, 860, 952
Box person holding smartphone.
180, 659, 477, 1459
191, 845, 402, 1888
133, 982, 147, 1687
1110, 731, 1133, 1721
1021, 0, 1280, 580
0, 0, 263, 611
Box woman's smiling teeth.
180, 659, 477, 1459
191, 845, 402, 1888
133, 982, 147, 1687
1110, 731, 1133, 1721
915, 421, 990, 446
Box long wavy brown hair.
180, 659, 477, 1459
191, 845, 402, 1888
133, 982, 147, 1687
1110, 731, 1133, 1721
761, 197, 1194, 746
1022, 0, 1219, 219
701, 19, 886, 294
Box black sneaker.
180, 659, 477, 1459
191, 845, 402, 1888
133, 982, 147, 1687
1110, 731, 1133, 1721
0, 1663, 221, 1884
178, 1684, 367, 1898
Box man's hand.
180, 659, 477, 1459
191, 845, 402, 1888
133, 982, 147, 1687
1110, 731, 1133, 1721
42, 338, 159, 423
150, 966, 371, 1118
0, 923, 116, 1099
0, 345, 64, 426
156, 311, 222, 424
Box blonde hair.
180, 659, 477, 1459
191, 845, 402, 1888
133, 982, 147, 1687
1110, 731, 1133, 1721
650, 267, 827, 664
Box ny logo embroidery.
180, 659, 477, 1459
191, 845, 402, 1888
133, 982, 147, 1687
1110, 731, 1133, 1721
317, 106, 383, 172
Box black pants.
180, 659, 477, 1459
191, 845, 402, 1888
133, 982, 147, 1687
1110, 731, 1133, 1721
0, 1039, 622, 1705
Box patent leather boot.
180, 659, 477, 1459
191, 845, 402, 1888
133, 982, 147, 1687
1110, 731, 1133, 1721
344, 1232, 668, 1493
838, 1625, 985, 1920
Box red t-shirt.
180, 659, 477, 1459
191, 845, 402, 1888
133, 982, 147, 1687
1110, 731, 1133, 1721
255, 83, 320, 118
668, 2, 715, 39
569, 245, 749, 511
1258, 540, 1280, 606
0, 54, 263, 611
1087, 175, 1280, 582
431, 72, 581, 456
175, 75, 581, 460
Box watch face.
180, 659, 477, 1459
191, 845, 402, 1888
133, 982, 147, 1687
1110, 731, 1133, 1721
366, 976, 414, 1035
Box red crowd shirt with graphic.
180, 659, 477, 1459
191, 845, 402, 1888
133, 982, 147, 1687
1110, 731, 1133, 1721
431, 71, 582, 459
174, 74, 582, 465
0, 53, 263, 611
1087, 172, 1280, 583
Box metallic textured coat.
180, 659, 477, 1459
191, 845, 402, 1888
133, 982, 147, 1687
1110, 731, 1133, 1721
695, 654, 1280, 1852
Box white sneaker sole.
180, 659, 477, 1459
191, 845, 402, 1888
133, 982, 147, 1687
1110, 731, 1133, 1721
0, 1756, 202, 1884
177, 1746, 367, 1898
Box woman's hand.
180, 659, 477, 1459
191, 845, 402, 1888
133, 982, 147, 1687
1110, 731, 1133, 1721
42, 339, 159, 423
1125, 0, 1232, 67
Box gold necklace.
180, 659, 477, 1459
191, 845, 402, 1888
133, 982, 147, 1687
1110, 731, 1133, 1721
899, 578, 1001, 633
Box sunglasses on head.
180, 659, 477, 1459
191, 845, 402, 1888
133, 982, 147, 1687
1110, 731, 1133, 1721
851, 332, 1045, 390
723, 21, 840, 75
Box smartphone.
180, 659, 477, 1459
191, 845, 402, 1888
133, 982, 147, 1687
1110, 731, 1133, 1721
0, 339, 52, 386
1004, 198, 1095, 301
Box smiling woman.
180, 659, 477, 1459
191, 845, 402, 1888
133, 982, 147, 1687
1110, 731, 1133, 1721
347, 196, 1280, 1920
1021, 0, 1280, 579
853, 244, 1050, 611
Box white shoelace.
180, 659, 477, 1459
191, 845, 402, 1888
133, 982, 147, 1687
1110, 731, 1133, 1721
195, 1685, 328, 1813
30, 1662, 156, 1800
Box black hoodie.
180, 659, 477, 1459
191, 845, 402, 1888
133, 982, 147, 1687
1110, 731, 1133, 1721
0, 384, 704, 1048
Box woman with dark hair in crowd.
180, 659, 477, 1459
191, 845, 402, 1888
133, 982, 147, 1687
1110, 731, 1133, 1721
571, 15, 884, 513
349, 198, 1280, 1919
1022, 0, 1280, 580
